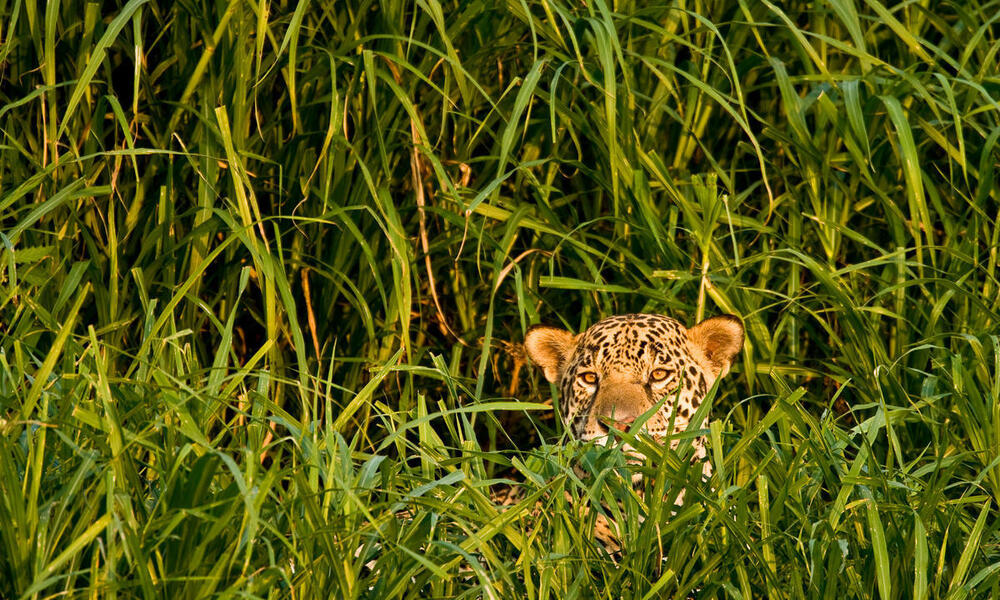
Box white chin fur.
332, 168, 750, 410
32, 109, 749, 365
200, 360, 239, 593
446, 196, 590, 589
581, 433, 641, 457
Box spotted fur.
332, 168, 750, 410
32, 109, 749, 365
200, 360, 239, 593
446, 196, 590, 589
524, 313, 744, 474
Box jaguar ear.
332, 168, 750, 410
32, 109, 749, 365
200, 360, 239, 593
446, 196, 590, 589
524, 325, 577, 384
687, 314, 744, 379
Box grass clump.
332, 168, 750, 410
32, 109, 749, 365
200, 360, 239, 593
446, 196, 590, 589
2, 0, 1000, 597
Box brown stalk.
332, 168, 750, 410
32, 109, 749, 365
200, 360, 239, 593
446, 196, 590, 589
301, 267, 322, 359
384, 57, 463, 343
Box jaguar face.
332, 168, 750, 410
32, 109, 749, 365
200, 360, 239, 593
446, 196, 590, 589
524, 313, 743, 452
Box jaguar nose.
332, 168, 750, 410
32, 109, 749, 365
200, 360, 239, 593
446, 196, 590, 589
606, 413, 635, 430
592, 382, 647, 433
589, 409, 638, 442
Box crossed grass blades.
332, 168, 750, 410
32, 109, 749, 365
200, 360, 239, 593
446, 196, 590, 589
2, 0, 1000, 598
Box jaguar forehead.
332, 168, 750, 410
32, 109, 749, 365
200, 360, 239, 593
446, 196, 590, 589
573, 314, 689, 372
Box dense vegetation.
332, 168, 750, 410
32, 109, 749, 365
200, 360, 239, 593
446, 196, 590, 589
2, 0, 1000, 597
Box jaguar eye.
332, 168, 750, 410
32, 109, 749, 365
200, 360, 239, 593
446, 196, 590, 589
650, 368, 671, 382
578, 372, 599, 385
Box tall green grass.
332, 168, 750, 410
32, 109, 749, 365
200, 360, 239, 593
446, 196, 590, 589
1, 0, 999, 597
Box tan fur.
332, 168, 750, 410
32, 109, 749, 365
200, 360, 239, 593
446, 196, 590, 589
523, 325, 577, 383
686, 314, 744, 384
